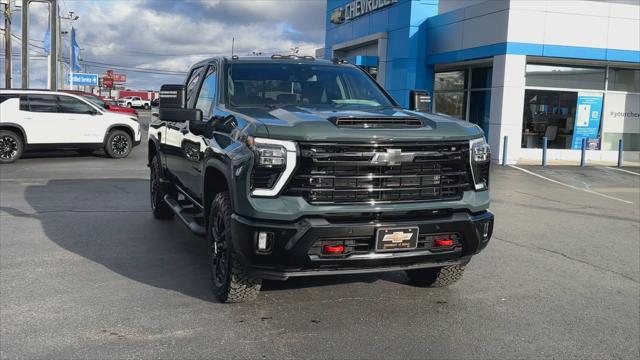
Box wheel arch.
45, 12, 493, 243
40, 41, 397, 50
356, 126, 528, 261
0, 123, 28, 145
104, 124, 135, 145
203, 159, 232, 222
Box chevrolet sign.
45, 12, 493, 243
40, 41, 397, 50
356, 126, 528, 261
330, 0, 397, 24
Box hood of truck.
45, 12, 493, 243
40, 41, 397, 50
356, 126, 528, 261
237, 106, 484, 142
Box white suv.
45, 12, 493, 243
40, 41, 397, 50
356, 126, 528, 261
0, 90, 141, 163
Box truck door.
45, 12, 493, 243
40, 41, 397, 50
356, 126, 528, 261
164, 66, 205, 193
169, 63, 218, 202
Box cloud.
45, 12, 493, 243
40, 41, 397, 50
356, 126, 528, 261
1, 0, 326, 90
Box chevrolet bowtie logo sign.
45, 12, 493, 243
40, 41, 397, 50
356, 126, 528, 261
382, 231, 413, 243
370, 149, 415, 166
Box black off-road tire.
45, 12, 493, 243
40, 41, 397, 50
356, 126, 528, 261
0, 130, 23, 164
406, 265, 466, 287
105, 130, 132, 159
208, 192, 261, 303
150, 155, 174, 220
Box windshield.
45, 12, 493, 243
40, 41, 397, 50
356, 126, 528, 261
82, 95, 107, 109
226, 63, 395, 110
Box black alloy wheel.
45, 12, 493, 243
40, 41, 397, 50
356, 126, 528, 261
0, 131, 23, 164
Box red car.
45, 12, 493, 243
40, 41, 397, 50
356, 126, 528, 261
62, 91, 138, 118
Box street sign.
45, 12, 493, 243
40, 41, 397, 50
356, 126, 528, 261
68, 73, 98, 86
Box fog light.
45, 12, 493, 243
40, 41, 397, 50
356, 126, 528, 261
256, 231, 273, 253
322, 244, 345, 255
434, 239, 454, 247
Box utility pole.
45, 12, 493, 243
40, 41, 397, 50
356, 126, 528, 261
58, 10, 78, 90
3, 0, 11, 88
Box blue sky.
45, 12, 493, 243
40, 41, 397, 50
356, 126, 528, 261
1, 0, 326, 90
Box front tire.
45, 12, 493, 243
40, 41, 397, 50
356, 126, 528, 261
0, 130, 23, 164
208, 192, 261, 303
150, 155, 175, 220
105, 130, 132, 159
143, 104, 150, 110
406, 265, 466, 287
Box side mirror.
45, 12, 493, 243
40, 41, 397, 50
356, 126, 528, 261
158, 84, 202, 123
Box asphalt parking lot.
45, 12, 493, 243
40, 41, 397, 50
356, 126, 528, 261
1, 111, 639, 359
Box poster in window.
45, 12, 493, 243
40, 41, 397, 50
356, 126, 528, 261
571, 93, 603, 149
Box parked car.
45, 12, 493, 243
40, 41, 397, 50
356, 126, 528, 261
119, 96, 150, 109
150, 98, 160, 107
149, 56, 494, 303
63, 90, 138, 117
0, 90, 141, 163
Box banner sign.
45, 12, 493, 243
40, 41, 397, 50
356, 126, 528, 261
571, 93, 603, 149
113, 74, 127, 82
68, 73, 98, 86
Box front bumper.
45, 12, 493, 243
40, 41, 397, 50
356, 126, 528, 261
230, 210, 494, 280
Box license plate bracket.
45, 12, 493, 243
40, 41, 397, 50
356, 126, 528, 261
375, 227, 419, 252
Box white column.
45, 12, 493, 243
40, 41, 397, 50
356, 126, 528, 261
488, 54, 527, 164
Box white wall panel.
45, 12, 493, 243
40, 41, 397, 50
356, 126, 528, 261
543, 12, 610, 48
507, 9, 546, 44
609, 1, 640, 20
546, 0, 611, 17
607, 18, 640, 51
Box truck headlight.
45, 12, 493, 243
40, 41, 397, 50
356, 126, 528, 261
469, 137, 490, 191
250, 137, 297, 197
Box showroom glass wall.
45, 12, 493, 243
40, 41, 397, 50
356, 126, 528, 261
433, 65, 493, 136
522, 60, 640, 151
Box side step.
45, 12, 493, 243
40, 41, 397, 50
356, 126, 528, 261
163, 195, 206, 237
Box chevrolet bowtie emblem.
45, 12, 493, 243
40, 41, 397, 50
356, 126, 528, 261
382, 231, 413, 243
370, 149, 415, 165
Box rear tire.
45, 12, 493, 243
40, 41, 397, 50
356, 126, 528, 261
0, 130, 23, 164
105, 130, 132, 159
143, 104, 150, 110
150, 155, 175, 220
406, 265, 466, 287
126, 102, 132, 108
208, 192, 261, 303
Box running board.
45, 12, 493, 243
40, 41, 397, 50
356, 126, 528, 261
163, 195, 206, 237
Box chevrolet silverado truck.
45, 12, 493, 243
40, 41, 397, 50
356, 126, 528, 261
148, 56, 493, 303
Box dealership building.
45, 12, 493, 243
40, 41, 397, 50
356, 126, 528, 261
321, 0, 640, 163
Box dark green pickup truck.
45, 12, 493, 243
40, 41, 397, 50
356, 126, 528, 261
148, 56, 493, 302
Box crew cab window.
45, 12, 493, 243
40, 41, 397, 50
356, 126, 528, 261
58, 96, 97, 114
186, 67, 204, 107
195, 65, 218, 116
23, 95, 59, 113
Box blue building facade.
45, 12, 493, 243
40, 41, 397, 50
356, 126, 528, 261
323, 0, 640, 163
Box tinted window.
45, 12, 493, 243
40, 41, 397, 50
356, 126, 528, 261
195, 65, 218, 116
26, 95, 59, 113
608, 68, 640, 92
58, 96, 96, 114
186, 67, 204, 107
435, 71, 466, 91
0, 94, 19, 104
471, 67, 492, 89
525, 64, 605, 90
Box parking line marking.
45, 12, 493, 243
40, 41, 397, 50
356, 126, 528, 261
508, 165, 634, 205
605, 167, 640, 176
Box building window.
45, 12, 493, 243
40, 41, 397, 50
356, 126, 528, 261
434, 70, 467, 120
522, 90, 579, 149
525, 64, 605, 90
608, 68, 640, 93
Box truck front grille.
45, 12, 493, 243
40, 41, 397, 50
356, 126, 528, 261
284, 142, 472, 204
